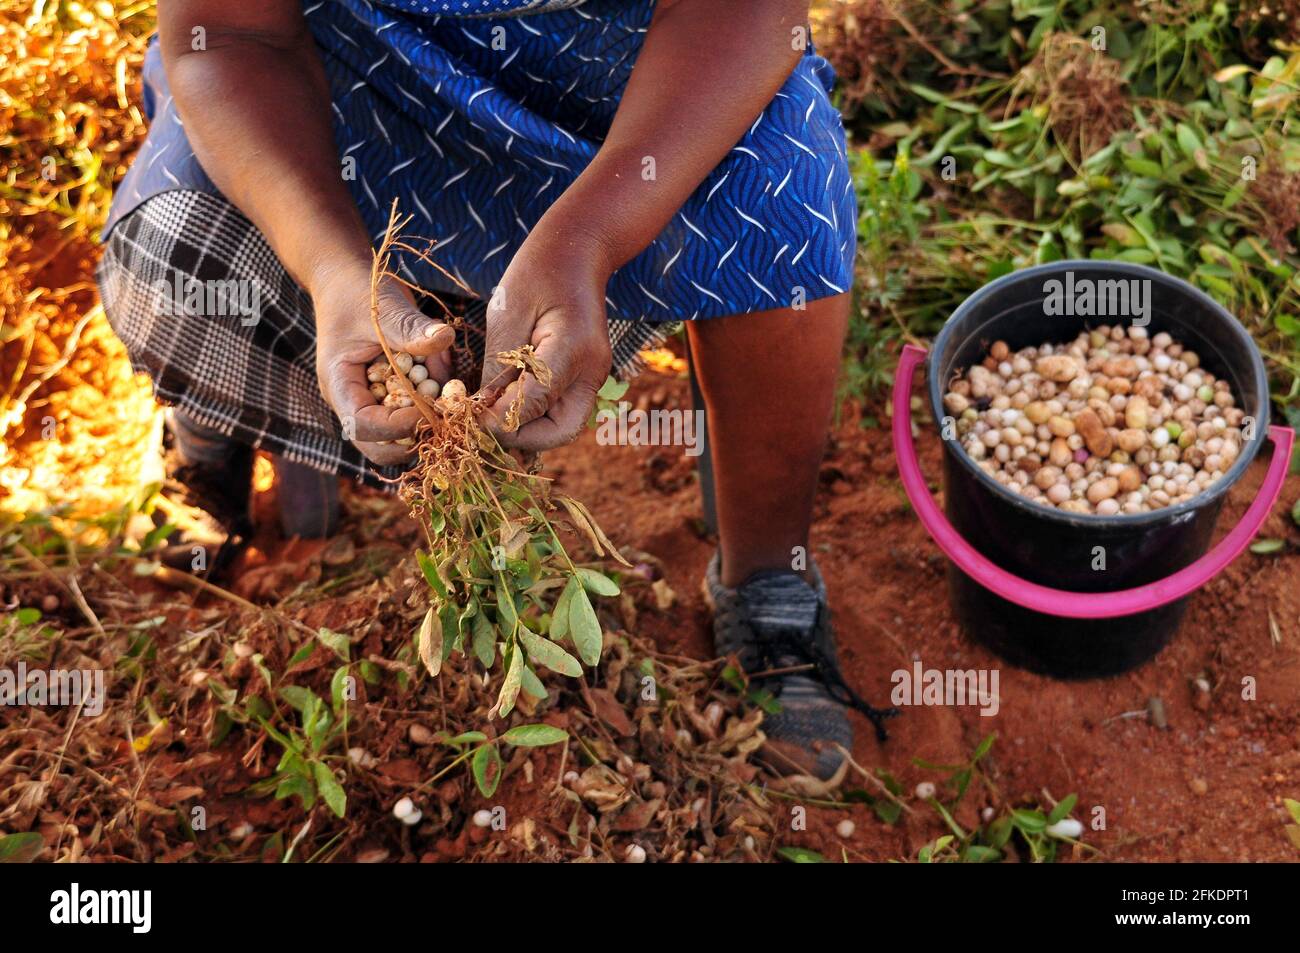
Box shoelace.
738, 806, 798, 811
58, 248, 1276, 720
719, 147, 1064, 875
747, 605, 901, 743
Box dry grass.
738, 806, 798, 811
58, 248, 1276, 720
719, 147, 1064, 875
0, 0, 159, 516
0, 497, 785, 862
1253, 165, 1300, 255
1012, 32, 1132, 166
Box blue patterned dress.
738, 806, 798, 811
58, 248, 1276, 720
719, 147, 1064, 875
105, 0, 857, 323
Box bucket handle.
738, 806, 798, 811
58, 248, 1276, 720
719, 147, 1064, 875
892, 343, 1295, 619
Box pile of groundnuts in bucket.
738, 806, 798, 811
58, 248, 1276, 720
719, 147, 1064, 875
944, 326, 1245, 515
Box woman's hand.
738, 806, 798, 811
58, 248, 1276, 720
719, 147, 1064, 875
312, 261, 456, 466
478, 233, 613, 452
469, 1, 807, 454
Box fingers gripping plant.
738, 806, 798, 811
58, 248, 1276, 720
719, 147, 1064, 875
368, 203, 629, 718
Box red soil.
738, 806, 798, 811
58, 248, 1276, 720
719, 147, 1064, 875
547, 364, 1300, 862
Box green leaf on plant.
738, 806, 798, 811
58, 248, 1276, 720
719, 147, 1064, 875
496, 574, 519, 630
519, 629, 582, 676
279, 685, 317, 714
314, 762, 347, 818
472, 612, 496, 668
987, 815, 1014, 849
288, 643, 315, 667
0, 832, 44, 863
445, 730, 488, 746
472, 744, 502, 798
1174, 123, 1203, 160
1121, 156, 1164, 178
597, 376, 629, 401
520, 664, 547, 701
415, 550, 447, 599
873, 799, 903, 825
550, 576, 577, 640
330, 666, 352, 713
1250, 538, 1285, 555
1277, 313, 1300, 341
576, 567, 620, 597
1286, 825, 1300, 852
776, 846, 827, 863
1047, 793, 1078, 826
139, 520, 177, 552
750, 687, 782, 715
1284, 798, 1300, 826
1012, 809, 1047, 833
501, 723, 568, 747
275, 774, 315, 809
567, 583, 603, 667
918, 835, 954, 862
316, 627, 350, 661
439, 604, 459, 659
907, 83, 978, 113
245, 694, 273, 721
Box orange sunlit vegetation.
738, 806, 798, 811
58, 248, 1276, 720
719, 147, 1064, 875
1, 1, 159, 516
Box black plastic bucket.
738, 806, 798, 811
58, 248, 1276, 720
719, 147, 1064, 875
892, 261, 1290, 679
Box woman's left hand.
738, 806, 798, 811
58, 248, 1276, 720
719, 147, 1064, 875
477, 232, 613, 452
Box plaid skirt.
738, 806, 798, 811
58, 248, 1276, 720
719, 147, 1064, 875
96, 190, 670, 485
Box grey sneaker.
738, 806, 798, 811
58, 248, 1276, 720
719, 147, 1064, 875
704, 552, 898, 779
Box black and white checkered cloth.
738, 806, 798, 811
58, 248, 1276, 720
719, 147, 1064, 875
97, 190, 671, 485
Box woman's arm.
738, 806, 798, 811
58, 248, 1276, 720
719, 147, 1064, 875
540, 0, 811, 273
158, 1, 453, 463
158, 0, 372, 292
483, 0, 812, 448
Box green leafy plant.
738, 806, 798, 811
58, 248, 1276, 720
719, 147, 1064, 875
362, 212, 629, 721
246, 670, 353, 819
835, 2, 1300, 409
911, 734, 1090, 863
839, 767, 907, 825
428, 723, 570, 798
589, 374, 630, 425
720, 663, 781, 716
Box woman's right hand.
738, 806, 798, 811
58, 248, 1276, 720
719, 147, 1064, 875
312, 262, 456, 466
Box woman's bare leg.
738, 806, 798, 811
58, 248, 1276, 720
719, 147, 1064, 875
686, 292, 849, 588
